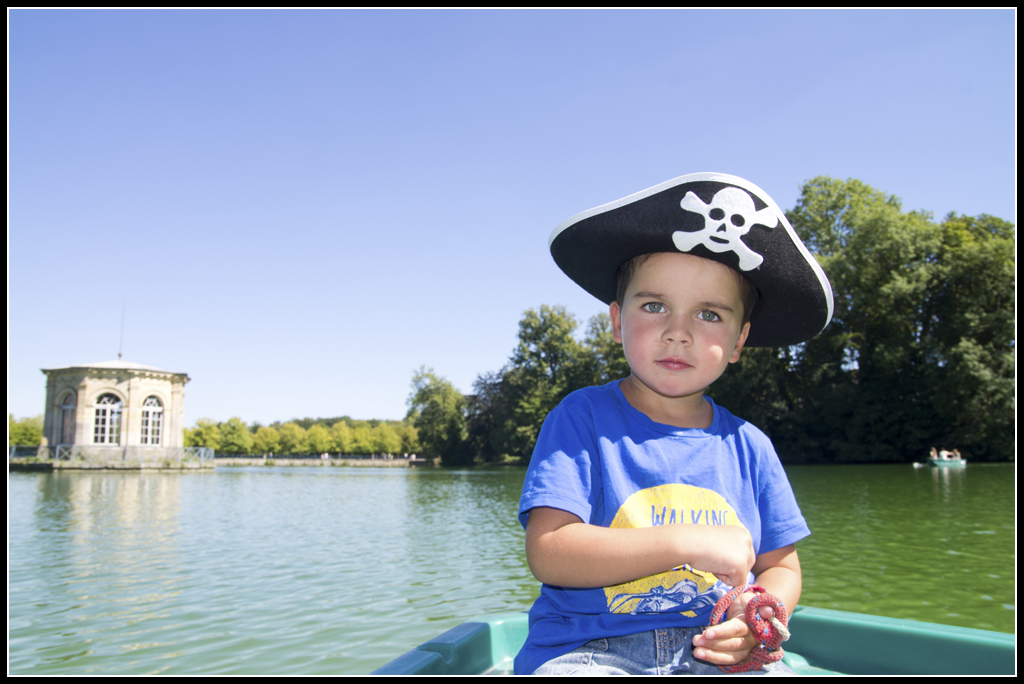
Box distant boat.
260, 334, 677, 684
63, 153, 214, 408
926, 448, 966, 468
928, 456, 967, 468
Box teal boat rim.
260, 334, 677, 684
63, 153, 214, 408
371, 605, 1015, 676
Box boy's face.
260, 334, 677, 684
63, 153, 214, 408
609, 252, 751, 406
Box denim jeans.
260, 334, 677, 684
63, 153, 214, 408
530, 627, 797, 675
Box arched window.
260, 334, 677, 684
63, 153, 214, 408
93, 394, 122, 445
141, 396, 163, 446
59, 392, 77, 445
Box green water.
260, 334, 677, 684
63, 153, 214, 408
7, 463, 1014, 674
791, 463, 1015, 631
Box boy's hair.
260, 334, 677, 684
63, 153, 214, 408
615, 253, 758, 325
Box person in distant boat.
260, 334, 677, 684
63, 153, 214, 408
516, 173, 833, 675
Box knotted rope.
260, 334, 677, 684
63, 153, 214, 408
707, 584, 790, 673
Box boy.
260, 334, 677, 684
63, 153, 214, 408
515, 173, 834, 675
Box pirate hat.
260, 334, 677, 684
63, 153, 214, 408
549, 172, 833, 348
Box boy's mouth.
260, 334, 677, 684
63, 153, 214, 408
657, 358, 692, 371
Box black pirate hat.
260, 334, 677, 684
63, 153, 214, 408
549, 172, 833, 348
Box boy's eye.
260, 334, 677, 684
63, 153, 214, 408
698, 310, 721, 322
642, 302, 666, 314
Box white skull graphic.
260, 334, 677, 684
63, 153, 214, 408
673, 187, 778, 271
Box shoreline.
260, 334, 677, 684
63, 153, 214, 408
214, 457, 432, 467
8, 457, 436, 472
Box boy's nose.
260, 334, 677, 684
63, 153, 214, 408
662, 315, 693, 344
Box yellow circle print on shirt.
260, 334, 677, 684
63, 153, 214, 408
604, 483, 748, 616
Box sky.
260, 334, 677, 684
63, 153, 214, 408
8, 9, 1017, 427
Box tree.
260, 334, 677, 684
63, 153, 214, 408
350, 424, 375, 455
399, 423, 421, 455
371, 423, 403, 455
8, 415, 43, 446
219, 417, 255, 455
499, 305, 589, 461
464, 307, 632, 464
277, 422, 309, 455
330, 421, 354, 454
580, 312, 632, 387
925, 213, 1015, 460
253, 426, 281, 455
406, 366, 468, 465
185, 419, 222, 450
306, 424, 332, 454
465, 368, 512, 462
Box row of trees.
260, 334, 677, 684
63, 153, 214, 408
184, 417, 420, 456
409, 177, 1015, 465
7, 413, 421, 457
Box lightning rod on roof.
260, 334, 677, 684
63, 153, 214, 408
118, 297, 126, 361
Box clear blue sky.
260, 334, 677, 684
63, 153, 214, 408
8, 9, 1016, 427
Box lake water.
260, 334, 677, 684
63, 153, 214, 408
8, 463, 1015, 674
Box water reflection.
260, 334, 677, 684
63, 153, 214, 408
9, 463, 1013, 675
15, 473, 193, 674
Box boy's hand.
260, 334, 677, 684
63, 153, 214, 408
695, 545, 801, 667
692, 594, 776, 666
684, 524, 755, 588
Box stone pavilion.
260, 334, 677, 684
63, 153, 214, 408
40, 360, 190, 453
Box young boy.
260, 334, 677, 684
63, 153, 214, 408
515, 173, 834, 675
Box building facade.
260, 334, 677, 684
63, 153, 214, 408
40, 360, 190, 450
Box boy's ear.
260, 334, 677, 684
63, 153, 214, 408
729, 322, 752, 363
609, 302, 623, 344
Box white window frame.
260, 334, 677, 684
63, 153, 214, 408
93, 394, 122, 445
141, 396, 164, 446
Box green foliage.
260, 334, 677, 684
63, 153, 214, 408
399, 424, 421, 454
350, 424, 375, 455
183, 416, 418, 457
288, 416, 352, 431
464, 369, 510, 463
406, 366, 469, 465
579, 312, 633, 387
219, 417, 255, 455
305, 424, 332, 454
253, 426, 281, 455
185, 418, 222, 450
330, 421, 354, 454
9, 414, 43, 446
502, 305, 588, 458
276, 422, 309, 455
462, 306, 630, 464
372, 423, 403, 454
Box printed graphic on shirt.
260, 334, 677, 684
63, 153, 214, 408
603, 483, 747, 617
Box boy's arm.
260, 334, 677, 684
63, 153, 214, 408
692, 544, 802, 666
524, 506, 756, 589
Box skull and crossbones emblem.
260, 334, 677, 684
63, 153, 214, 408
673, 187, 779, 271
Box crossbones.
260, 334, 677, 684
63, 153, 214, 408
673, 187, 779, 271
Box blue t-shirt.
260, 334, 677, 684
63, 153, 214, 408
515, 381, 810, 675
